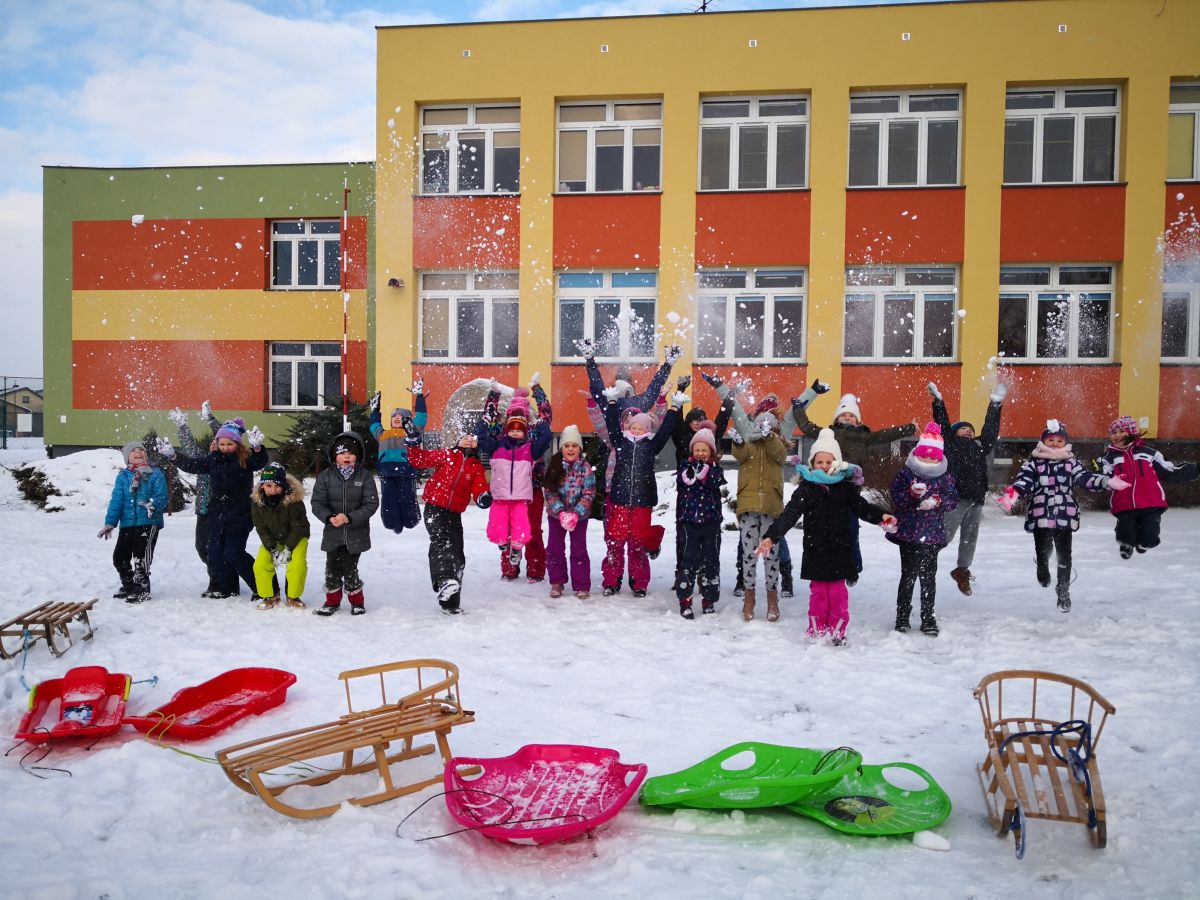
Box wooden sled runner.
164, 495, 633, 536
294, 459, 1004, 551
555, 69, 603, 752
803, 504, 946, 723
217, 659, 473, 820
0, 600, 98, 659
974, 670, 1115, 858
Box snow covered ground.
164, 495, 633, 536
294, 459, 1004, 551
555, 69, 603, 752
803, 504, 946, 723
1, 439, 1198, 899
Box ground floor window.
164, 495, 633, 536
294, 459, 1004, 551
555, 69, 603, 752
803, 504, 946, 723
997, 264, 1114, 362
557, 271, 657, 361
419, 272, 519, 361
269, 342, 341, 409
695, 268, 806, 362
843, 266, 958, 361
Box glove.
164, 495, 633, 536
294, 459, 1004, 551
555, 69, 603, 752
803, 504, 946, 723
271, 547, 292, 567
908, 481, 929, 498
757, 418, 773, 439
529, 371, 540, 388
927, 382, 942, 401
403, 418, 422, 441
850, 466, 865, 486
98, 525, 115, 540
917, 496, 940, 511
989, 382, 1009, 403
997, 487, 1018, 513
811, 378, 830, 395
200, 400, 212, 419
1107, 474, 1130, 491
700, 371, 722, 389
409, 377, 425, 396
487, 378, 498, 394
559, 511, 578, 532
369, 391, 381, 412
671, 391, 688, 408
602, 386, 622, 402
154, 436, 175, 458
247, 426, 265, 451
476, 491, 492, 510
664, 344, 682, 365
728, 379, 748, 398
677, 375, 692, 392
167, 407, 188, 426
729, 430, 744, 446
575, 337, 596, 360
139, 499, 157, 519
879, 515, 898, 534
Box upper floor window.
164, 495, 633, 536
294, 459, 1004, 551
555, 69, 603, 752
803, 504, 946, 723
998, 265, 1114, 362
420, 272, 519, 362
20, 395, 29, 404
1003, 87, 1119, 185
270, 220, 339, 290
699, 96, 808, 191
557, 101, 662, 193
1168, 83, 1200, 182
848, 91, 961, 187
843, 266, 957, 361
269, 342, 341, 409
557, 271, 657, 361
695, 269, 806, 362
420, 105, 520, 195
1162, 263, 1200, 362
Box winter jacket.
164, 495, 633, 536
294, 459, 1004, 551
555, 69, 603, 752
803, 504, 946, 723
764, 471, 886, 582
478, 425, 553, 502
105, 466, 168, 529
310, 432, 379, 553
714, 383, 801, 447
1009, 443, 1107, 532
250, 474, 310, 551
793, 402, 916, 469
408, 445, 490, 514
676, 459, 727, 525
1097, 438, 1198, 515
932, 397, 1002, 502
887, 460, 958, 547
586, 357, 674, 415
603, 405, 681, 508
176, 412, 220, 515
672, 399, 734, 467
369, 394, 427, 477
173, 446, 269, 526
544, 457, 596, 520
730, 433, 789, 518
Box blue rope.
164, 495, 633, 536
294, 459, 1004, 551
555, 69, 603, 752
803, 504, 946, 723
131, 676, 159, 687
1000, 719, 1097, 830
18, 627, 34, 692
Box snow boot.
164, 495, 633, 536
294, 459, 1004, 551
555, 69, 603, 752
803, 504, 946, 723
285, 596, 306, 609
766, 591, 780, 623
437, 579, 461, 607
779, 560, 794, 599
895, 602, 912, 633
113, 584, 136, 599
733, 567, 745, 598
679, 598, 694, 620
742, 588, 756, 622
314, 590, 342, 616
632, 588, 647, 599
1135, 545, 1147, 554
1036, 560, 1051, 587
950, 567, 973, 596
507, 543, 524, 568
255, 594, 280, 610
550, 583, 565, 598
1119, 543, 1134, 560
846, 571, 859, 588
701, 599, 716, 615
1056, 581, 1071, 612
920, 617, 939, 637
348, 590, 366, 615
575, 590, 590, 600
602, 585, 619, 596
126, 591, 151, 604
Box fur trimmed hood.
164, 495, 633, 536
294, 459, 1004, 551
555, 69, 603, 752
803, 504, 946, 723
251, 473, 305, 507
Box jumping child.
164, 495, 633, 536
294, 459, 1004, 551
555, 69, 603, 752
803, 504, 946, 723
368, 377, 427, 534
99, 441, 168, 603
168, 401, 221, 596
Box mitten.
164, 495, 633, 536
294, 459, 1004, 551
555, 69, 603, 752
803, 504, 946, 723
677, 374, 692, 392
989, 382, 1009, 403
1107, 474, 1130, 491
997, 486, 1018, 513
403, 419, 422, 441
409, 377, 425, 396
154, 436, 175, 458
917, 496, 940, 511
139, 499, 157, 519
664, 344, 682, 364
811, 378, 830, 395
694, 463, 710, 481
880, 515, 898, 534
908, 480, 929, 498
700, 371, 722, 389
200, 400, 212, 419
927, 381, 942, 401
559, 511, 578, 532
728, 429, 744, 446
671, 391, 688, 408
476, 492, 492, 510
529, 371, 540, 387
602, 386, 622, 402
247, 426, 265, 450
98, 524, 115, 540
757, 418, 772, 438
575, 337, 596, 360
369, 391, 381, 412
167, 407, 188, 426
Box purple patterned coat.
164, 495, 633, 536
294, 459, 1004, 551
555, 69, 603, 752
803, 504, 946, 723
1010, 446, 1108, 532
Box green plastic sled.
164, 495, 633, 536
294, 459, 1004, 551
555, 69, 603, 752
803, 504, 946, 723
640, 742, 863, 809
783, 762, 951, 836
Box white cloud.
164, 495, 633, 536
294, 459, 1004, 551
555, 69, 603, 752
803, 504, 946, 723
0, 190, 44, 375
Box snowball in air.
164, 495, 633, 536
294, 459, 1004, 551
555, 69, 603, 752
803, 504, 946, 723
131, 214, 145, 226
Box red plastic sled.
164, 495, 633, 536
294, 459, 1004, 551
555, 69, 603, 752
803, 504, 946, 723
123, 667, 297, 741
443, 744, 647, 844
16, 666, 131, 744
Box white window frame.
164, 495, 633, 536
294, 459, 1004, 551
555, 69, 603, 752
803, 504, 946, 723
997, 264, 1115, 363
697, 96, 809, 191
842, 266, 959, 362
1162, 265, 1200, 362
419, 104, 521, 196
268, 341, 342, 410
847, 90, 962, 188
1168, 83, 1200, 182
556, 100, 663, 193
694, 268, 807, 362
556, 271, 658, 362
1003, 86, 1121, 185
419, 272, 520, 362
269, 219, 340, 290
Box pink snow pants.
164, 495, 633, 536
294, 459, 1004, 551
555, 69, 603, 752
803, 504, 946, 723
808, 580, 850, 638
487, 498, 532, 548
602, 503, 651, 592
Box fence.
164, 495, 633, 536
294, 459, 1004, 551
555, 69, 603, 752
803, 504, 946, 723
1, 375, 45, 448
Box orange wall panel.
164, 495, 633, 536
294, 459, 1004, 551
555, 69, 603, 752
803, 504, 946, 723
695, 193, 810, 266
998, 365, 1121, 439
1158, 366, 1200, 439
412, 197, 520, 269
553, 194, 660, 268
415, 363, 519, 430
831, 365, 960, 434
844, 188, 964, 264
1164, 185, 1200, 261
1000, 186, 1126, 262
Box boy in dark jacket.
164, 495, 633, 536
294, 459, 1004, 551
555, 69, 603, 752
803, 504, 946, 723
250, 464, 310, 609
927, 380, 1006, 594
673, 427, 727, 619
311, 432, 379, 616
99, 441, 169, 603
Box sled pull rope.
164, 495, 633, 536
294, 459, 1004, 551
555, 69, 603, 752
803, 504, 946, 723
4, 731, 73, 779
17, 627, 34, 692
999, 719, 1097, 830
395, 788, 588, 842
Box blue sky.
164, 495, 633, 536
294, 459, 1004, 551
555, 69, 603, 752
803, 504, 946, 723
0, 0, 957, 376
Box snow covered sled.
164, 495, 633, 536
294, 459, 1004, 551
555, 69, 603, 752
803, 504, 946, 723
15, 665, 131, 744
123, 667, 297, 741
974, 670, 1115, 858
216, 659, 473, 820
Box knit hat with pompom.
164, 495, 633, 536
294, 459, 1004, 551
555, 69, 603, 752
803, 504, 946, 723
912, 421, 945, 462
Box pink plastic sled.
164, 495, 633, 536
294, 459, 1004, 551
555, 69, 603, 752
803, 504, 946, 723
123, 667, 297, 741
16, 666, 131, 744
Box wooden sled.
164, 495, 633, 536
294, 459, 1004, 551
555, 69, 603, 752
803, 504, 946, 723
0, 600, 98, 659
216, 659, 474, 820
974, 670, 1115, 857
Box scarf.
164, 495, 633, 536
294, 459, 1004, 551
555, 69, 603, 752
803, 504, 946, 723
128, 464, 151, 492
337, 464, 356, 481
905, 454, 948, 478
1031, 441, 1073, 460
262, 493, 284, 509
797, 465, 848, 485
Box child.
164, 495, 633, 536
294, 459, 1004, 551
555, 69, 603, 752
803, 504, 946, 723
673, 427, 727, 619
168, 401, 221, 596
477, 387, 553, 568
579, 338, 680, 415
310, 432, 379, 616
998, 420, 1123, 612
601, 394, 682, 597
542, 424, 596, 599
99, 441, 168, 603
250, 463, 309, 609
407, 433, 492, 614
756, 429, 895, 644
158, 417, 269, 599
1098, 415, 1198, 558
888, 422, 958, 636
368, 378, 427, 534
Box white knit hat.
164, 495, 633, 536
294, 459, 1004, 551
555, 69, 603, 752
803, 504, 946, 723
808, 428, 848, 473
560, 424, 583, 448
833, 393, 861, 424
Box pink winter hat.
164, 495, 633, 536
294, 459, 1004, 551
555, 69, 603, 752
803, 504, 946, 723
505, 388, 531, 431
689, 428, 717, 456
911, 421, 944, 462
626, 412, 654, 433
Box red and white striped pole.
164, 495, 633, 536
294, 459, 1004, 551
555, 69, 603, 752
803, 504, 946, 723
341, 179, 350, 433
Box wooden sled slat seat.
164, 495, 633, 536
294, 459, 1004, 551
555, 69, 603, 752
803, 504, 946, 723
216, 659, 474, 820
973, 670, 1115, 854
0, 600, 98, 659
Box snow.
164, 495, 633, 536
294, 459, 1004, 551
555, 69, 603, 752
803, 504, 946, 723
131, 214, 145, 226
1, 439, 1198, 898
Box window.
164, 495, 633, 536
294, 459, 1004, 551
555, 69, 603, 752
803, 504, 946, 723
997, 265, 1114, 362
842, 266, 958, 361
1168, 83, 1200, 182
269, 342, 341, 409
557, 101, 662, 193
1162, 263, 1200, 362
270, 220, 340, 289
694, 269, 806, 361
847, 91, 961, 187
557, 271, 657, 360
20, 395, 29, 404
419, 272, 519, 361
698, 96, 808, 190
420, 105, 520, 195
1003, 87, 1119, 184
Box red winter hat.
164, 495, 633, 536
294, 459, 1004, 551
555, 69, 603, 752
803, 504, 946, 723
912, 421, 945, 462
754, 393, 780, 416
